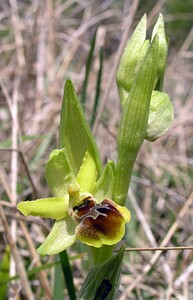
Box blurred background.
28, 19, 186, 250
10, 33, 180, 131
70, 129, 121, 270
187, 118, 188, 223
0, 0, 193, 299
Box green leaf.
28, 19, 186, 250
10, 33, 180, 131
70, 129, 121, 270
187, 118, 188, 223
37, 216, 76, 255
81, 28, 98, 108
94, 160, 115, 202
46, 148, 76, 197
59, 80, 102, 177
114, 36, 159, 205
17, 197, 68, 219
77, 149, 97, 193
145, 91, 174, 141
79, 246, 125, 300
91, 47, 104, 128
0, 246, 10, 300
116, 14, 147, 106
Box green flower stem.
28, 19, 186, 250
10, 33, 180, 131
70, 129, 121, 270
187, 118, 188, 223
88, 245, 114, 266
114, 36, 159, 206
60, 251, 76, 300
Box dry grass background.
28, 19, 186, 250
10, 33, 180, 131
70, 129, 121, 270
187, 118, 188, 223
0, 0, 193, 299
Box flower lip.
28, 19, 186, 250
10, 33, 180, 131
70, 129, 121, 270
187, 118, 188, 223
73, 197, 130, 247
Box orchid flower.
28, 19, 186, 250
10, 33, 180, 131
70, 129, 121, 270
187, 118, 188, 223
17, 81, 131, 256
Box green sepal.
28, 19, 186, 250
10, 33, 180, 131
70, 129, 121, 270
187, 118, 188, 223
37, 216, 76, 255
46, 148, 76, 197
17, 197, 68, 219
79, 246, 125, 300
94, 160, 115, 202
145, 91, 174, 141
151, 14, 168, 90
77, 149, 97, 194
116, 14, 147, 105
59, 79, 102, 177
114, 36, 159, 205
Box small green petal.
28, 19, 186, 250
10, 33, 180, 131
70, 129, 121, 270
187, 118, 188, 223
17, 197, 68, 219
37, 215, 76, 255
46, 148, 76, 197
77, 149, 97, 193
